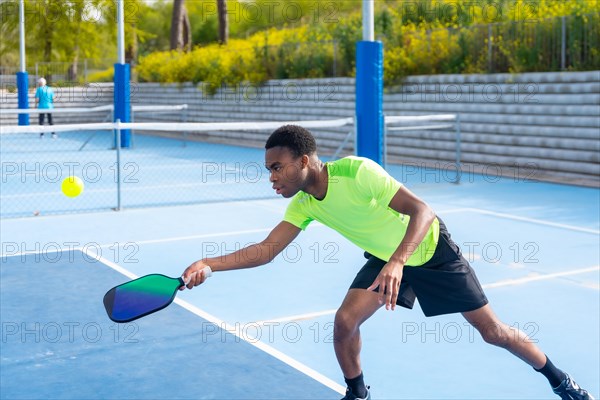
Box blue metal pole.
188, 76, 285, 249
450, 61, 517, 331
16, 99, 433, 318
17, 0, 29, 126
17, 72, 29, 125
113, 0, 130, 148
113, 63, 131, 148
355, 41, 384, 165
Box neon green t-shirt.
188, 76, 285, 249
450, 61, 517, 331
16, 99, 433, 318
283, 156, 439, 266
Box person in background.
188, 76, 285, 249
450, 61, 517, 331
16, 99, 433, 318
35, 77, 55, 138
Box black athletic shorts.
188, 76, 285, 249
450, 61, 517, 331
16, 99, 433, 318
350, 218, 488, 317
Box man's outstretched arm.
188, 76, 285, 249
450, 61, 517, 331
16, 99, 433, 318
181, 221, 301, 289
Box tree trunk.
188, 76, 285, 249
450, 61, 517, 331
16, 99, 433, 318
41, 0, 54, 84
126, 22, 139, 64
170, 0, 184, 50
68, 1, 84, 82
217, 0, 228, 44
42, 1, 53, 62
182, 6, 192, 52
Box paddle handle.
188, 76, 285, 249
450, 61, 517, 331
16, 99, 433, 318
178, 265, 213, 287
200, 265, 213, 278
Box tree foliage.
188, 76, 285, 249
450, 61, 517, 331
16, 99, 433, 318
1, 0, 598, 85
1, 0, 159, 80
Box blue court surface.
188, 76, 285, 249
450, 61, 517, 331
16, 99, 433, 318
0, 131, 273, 217
1, 138, 599, 399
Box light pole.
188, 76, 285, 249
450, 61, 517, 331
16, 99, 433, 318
355, 0, 384, 165
17, 0, 29, 125
113, 0, 131, 147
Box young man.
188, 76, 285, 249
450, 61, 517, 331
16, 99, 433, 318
182, 125, 594, 400
35, 77, 56, 138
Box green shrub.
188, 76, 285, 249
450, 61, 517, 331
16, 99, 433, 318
136, 2, 599, 88
86, 68, 114, 83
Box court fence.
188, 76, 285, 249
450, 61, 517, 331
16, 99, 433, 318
0, 113, 461, 218
384, 12, 600, 83
0, 59, 115, 87
2, 12, 597, 91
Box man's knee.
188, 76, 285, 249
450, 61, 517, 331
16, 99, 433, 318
478, 322, 511, 347
334, 309, 360, 339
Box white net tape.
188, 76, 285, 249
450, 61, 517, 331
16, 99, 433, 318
1, 117, 353, 135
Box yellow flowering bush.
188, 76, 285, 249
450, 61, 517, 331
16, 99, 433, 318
136, 1, 599, 88
86, 68, 114, 83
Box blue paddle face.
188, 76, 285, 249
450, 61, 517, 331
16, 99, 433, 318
103, 274, 184, 322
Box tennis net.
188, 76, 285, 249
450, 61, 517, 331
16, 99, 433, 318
1, 114, 461, 218
330, 114, 461, 182
0, 104, 189, 152
0, 117, 353, 218
385, 114, 461, 183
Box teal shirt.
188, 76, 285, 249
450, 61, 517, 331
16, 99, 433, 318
35, 86, 54, 109
283, 156, 439, 266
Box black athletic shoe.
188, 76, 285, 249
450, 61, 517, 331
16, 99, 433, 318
340, 386, 370, 400
553, 374, 595, 399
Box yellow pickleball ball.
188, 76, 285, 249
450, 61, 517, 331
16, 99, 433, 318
61, 176, 84, 198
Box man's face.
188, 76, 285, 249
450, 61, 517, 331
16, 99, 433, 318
265, 146, 307, 198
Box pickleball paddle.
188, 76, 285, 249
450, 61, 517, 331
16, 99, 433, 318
103, 266, 212, 323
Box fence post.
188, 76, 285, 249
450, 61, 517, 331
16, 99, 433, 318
115, 119, 122, 211
333, 40, 338, 77
130, 106, 135, 149
183, 104, 188, 147
383, 114, 388, 168
561, 16, 566, 70
487, 24, 493, 73
454, 114, 461, 184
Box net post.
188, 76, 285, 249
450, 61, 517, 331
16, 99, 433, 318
355, 41, 384, 165
115, 119, 122, 211
383, 113, 388, 168
454, 114, 461, 184
17, 0, 29, 126
113, 63, 131, 148
16, 72, 29, 126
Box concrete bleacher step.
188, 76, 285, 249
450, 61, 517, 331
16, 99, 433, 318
385, 102, 599, 116
2, 71, 598, 185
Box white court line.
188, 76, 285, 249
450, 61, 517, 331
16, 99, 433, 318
252, 265, 600, 325
82, 248, 346, 395
94, 223, 326, 248
0, 224, 327, 258
481, 266, 600, 289
0, 228, 279, 258
98, 227, 275, 247
438, 207, 599, 235
245, 199, 288, 215
114, 162, 265, 172
254, 309, 339, 325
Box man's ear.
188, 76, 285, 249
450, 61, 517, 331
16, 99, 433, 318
301, 154, 310, 168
